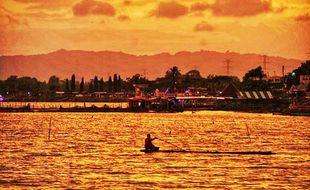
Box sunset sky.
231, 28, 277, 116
1, 0, 310, 59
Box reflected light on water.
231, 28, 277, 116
0, 111, 309, 189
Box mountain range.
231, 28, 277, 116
0, 49, 302, 81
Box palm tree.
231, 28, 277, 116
165, 66, 181, 93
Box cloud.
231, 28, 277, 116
14, 0, 44, 2
0, 6, 27, 29
14, 0, 74, 10
273, 6, 287, 13
72, 0, 116, 17
193, 21, 215, 32
118, 15, 130, 21
190, 2, 210, 12
211, 0, 272, 17
295, 13, 310, 21
122, 0, 132, 6
0, 14, 19, 26
150, 1, 188, 19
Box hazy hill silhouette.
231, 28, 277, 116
0, 49, 302, 81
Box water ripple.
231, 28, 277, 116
0, 111, 309, 189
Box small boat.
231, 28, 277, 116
141, 147, 160, 153
140, 149, 274, 155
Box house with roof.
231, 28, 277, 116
220, 83, 273, 100
216, 83, 287, 112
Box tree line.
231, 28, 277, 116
64, 74, 119, 93
0, 60, 309, 99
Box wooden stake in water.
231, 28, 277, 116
246, 124, 251, 142
48, 117, 52, 140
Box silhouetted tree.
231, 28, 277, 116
108, 76, 112, 92
5, 75, 18, 94
17, 77, 40, 94
94, 76, 99, 92
48, 75, 60, 92
286, 60, 310, 88
243, 66, 265, 81
165, 66, 181, 93
0, 80, 5, 94
241, 67, 271, 91
0, 76, 46, 97
88, 82, 94, 93
79, 77, 84, 93
65, 79, 70, 92
71, 74, 76, 92
126, 74, 150, 93
181, 70, 203, 89
99, 78, 104, 92
128, 74, 149, 84
113, 74, 118, 92
118, 75, 122, 92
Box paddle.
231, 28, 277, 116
157, 138, 185, 151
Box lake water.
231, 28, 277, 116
0, 111, 309, 189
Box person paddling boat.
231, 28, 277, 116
144, 134, 159, 151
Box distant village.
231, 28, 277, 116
0, 60, 309, 115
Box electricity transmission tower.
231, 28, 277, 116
261, 55, 269, 74
223, 58, 232, 76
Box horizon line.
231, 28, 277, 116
0, 48, 304, 61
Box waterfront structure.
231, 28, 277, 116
300, 75, 310, 86
128, 84, 153, 111
268, 76, 282, 84
220, 83, 273, 99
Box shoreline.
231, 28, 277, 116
0, 104, 303, 116
0, 101, 308, 116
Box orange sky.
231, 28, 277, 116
1, 0, 310, 59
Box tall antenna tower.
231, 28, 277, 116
224, 59, 232, 76
262, 55, 269, 73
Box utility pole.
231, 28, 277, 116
224, 59, 232, 76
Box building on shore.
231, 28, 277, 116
128, 84, 153, 111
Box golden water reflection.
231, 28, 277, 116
0, 111, 309, 189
